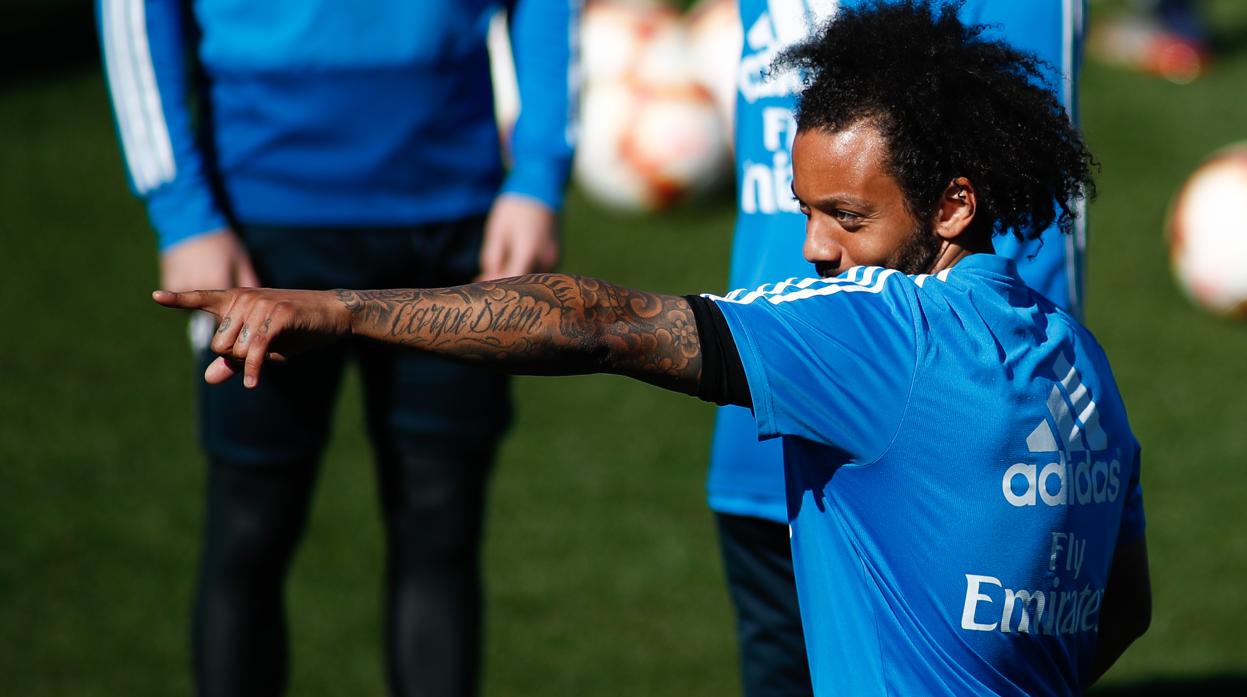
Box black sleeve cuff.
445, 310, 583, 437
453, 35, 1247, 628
684, 294, 752, 409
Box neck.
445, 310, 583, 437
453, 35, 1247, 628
927, 235, 995, 274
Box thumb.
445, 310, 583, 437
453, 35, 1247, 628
204, 355, 241, 384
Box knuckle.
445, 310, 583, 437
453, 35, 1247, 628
249, 331, 270, 352
245, 352, 264, 372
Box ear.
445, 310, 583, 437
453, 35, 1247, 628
933, 176, 976, 241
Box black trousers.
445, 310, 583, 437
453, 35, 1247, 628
191, 221, 510, 697
717, 512, 814, 697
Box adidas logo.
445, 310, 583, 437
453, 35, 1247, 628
738, 1, 839, 105
1001, 352, 1124, 508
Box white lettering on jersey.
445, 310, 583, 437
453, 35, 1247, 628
1001, 352, 1121, 508
961, 574, 1002, 632
1049, 531, 1086, 579
738, 2, 839, 215
960, 573, 1104, 636
740, 108, 800, 215
964, 352, 1124, 638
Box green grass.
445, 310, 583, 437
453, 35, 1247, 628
3, 3, 1247, 694
1078, 7, 1247, 679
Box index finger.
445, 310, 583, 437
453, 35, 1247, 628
152, 289, 231, 316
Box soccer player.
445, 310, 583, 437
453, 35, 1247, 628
155, 2, 1150, 693
721, 2, 1088, 691
97, 1, 578, 695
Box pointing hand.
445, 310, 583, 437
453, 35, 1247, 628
153, 288, 352, 388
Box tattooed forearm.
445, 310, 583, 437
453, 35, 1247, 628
335, 283, 565, 353
334, 274, 702, 394
571, 277, 702, 391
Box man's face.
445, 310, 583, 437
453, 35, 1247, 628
791, 122, 939, 277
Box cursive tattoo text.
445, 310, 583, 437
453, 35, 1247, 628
335, 274, 701, 393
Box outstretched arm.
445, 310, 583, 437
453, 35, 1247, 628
153, 274, 702, 395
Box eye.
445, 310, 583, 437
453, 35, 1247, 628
834, 209, 864, 228
793, 196, 811, 218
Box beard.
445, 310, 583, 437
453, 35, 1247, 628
885, 222, 942, 275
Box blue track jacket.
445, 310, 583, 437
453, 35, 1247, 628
97, 0, 580, 250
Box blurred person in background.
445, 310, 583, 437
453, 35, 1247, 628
96, 1, 578, 695
1090, 0, 1211, 83
713, 1, 1088, 694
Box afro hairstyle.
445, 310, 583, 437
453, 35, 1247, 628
776, 0, 1096, 241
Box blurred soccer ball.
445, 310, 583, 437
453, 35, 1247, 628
686, 0, 741, 144
1167, 143, 1247, 319
581, 0, 692, 88
577, 80, 727, 211
574, 0, 730, 212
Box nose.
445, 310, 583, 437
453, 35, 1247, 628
802, 219, 842, 273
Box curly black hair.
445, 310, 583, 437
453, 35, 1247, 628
776, 0, 1096, 241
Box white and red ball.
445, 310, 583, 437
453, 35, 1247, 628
573, 0, 730, 212
686, 0, 742, 143
581, 0, 695, 87
576, 79, 728, 211
1167, 143, 1247, 319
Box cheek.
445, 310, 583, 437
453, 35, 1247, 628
861, 219, 922, 264
841, 231, 894, 267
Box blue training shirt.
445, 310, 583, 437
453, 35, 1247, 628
710, 0, 1088, 524
97, 0, 579, 251
710, 255, 1144, 695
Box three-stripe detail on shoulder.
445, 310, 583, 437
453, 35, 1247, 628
708, 265, 923, 305
101, 0, 176, 194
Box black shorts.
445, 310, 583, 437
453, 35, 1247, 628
191, 218, 512, 465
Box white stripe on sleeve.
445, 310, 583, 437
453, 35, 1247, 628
102, 0, 176, 194
707, 266, 903, 306
102, 0, 152, 190
565, 0, 583, 148
126, 0, 176, 184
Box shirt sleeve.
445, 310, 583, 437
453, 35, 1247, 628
97, 0, 228, 251
1117, 443, 1146, 545
709, 267, 919, 462
500, 0, 580, 211
684, 294, 752, 408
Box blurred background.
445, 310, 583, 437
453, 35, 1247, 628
2, 0, 1246, 694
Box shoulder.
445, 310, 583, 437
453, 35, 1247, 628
1047, 304, 1138, 438
709, 267, 924, 353
1046, 300, 1112, 371
712, 265, 919, 309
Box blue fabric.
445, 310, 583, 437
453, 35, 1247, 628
711, 254, 1144, 695
710, 0, 1088, 523
97, 0, 228, 249
96, 0, 578, 250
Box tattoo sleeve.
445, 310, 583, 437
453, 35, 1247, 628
335, 274, 702, 395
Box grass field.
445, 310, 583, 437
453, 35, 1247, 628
3, 2, 1247, 695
